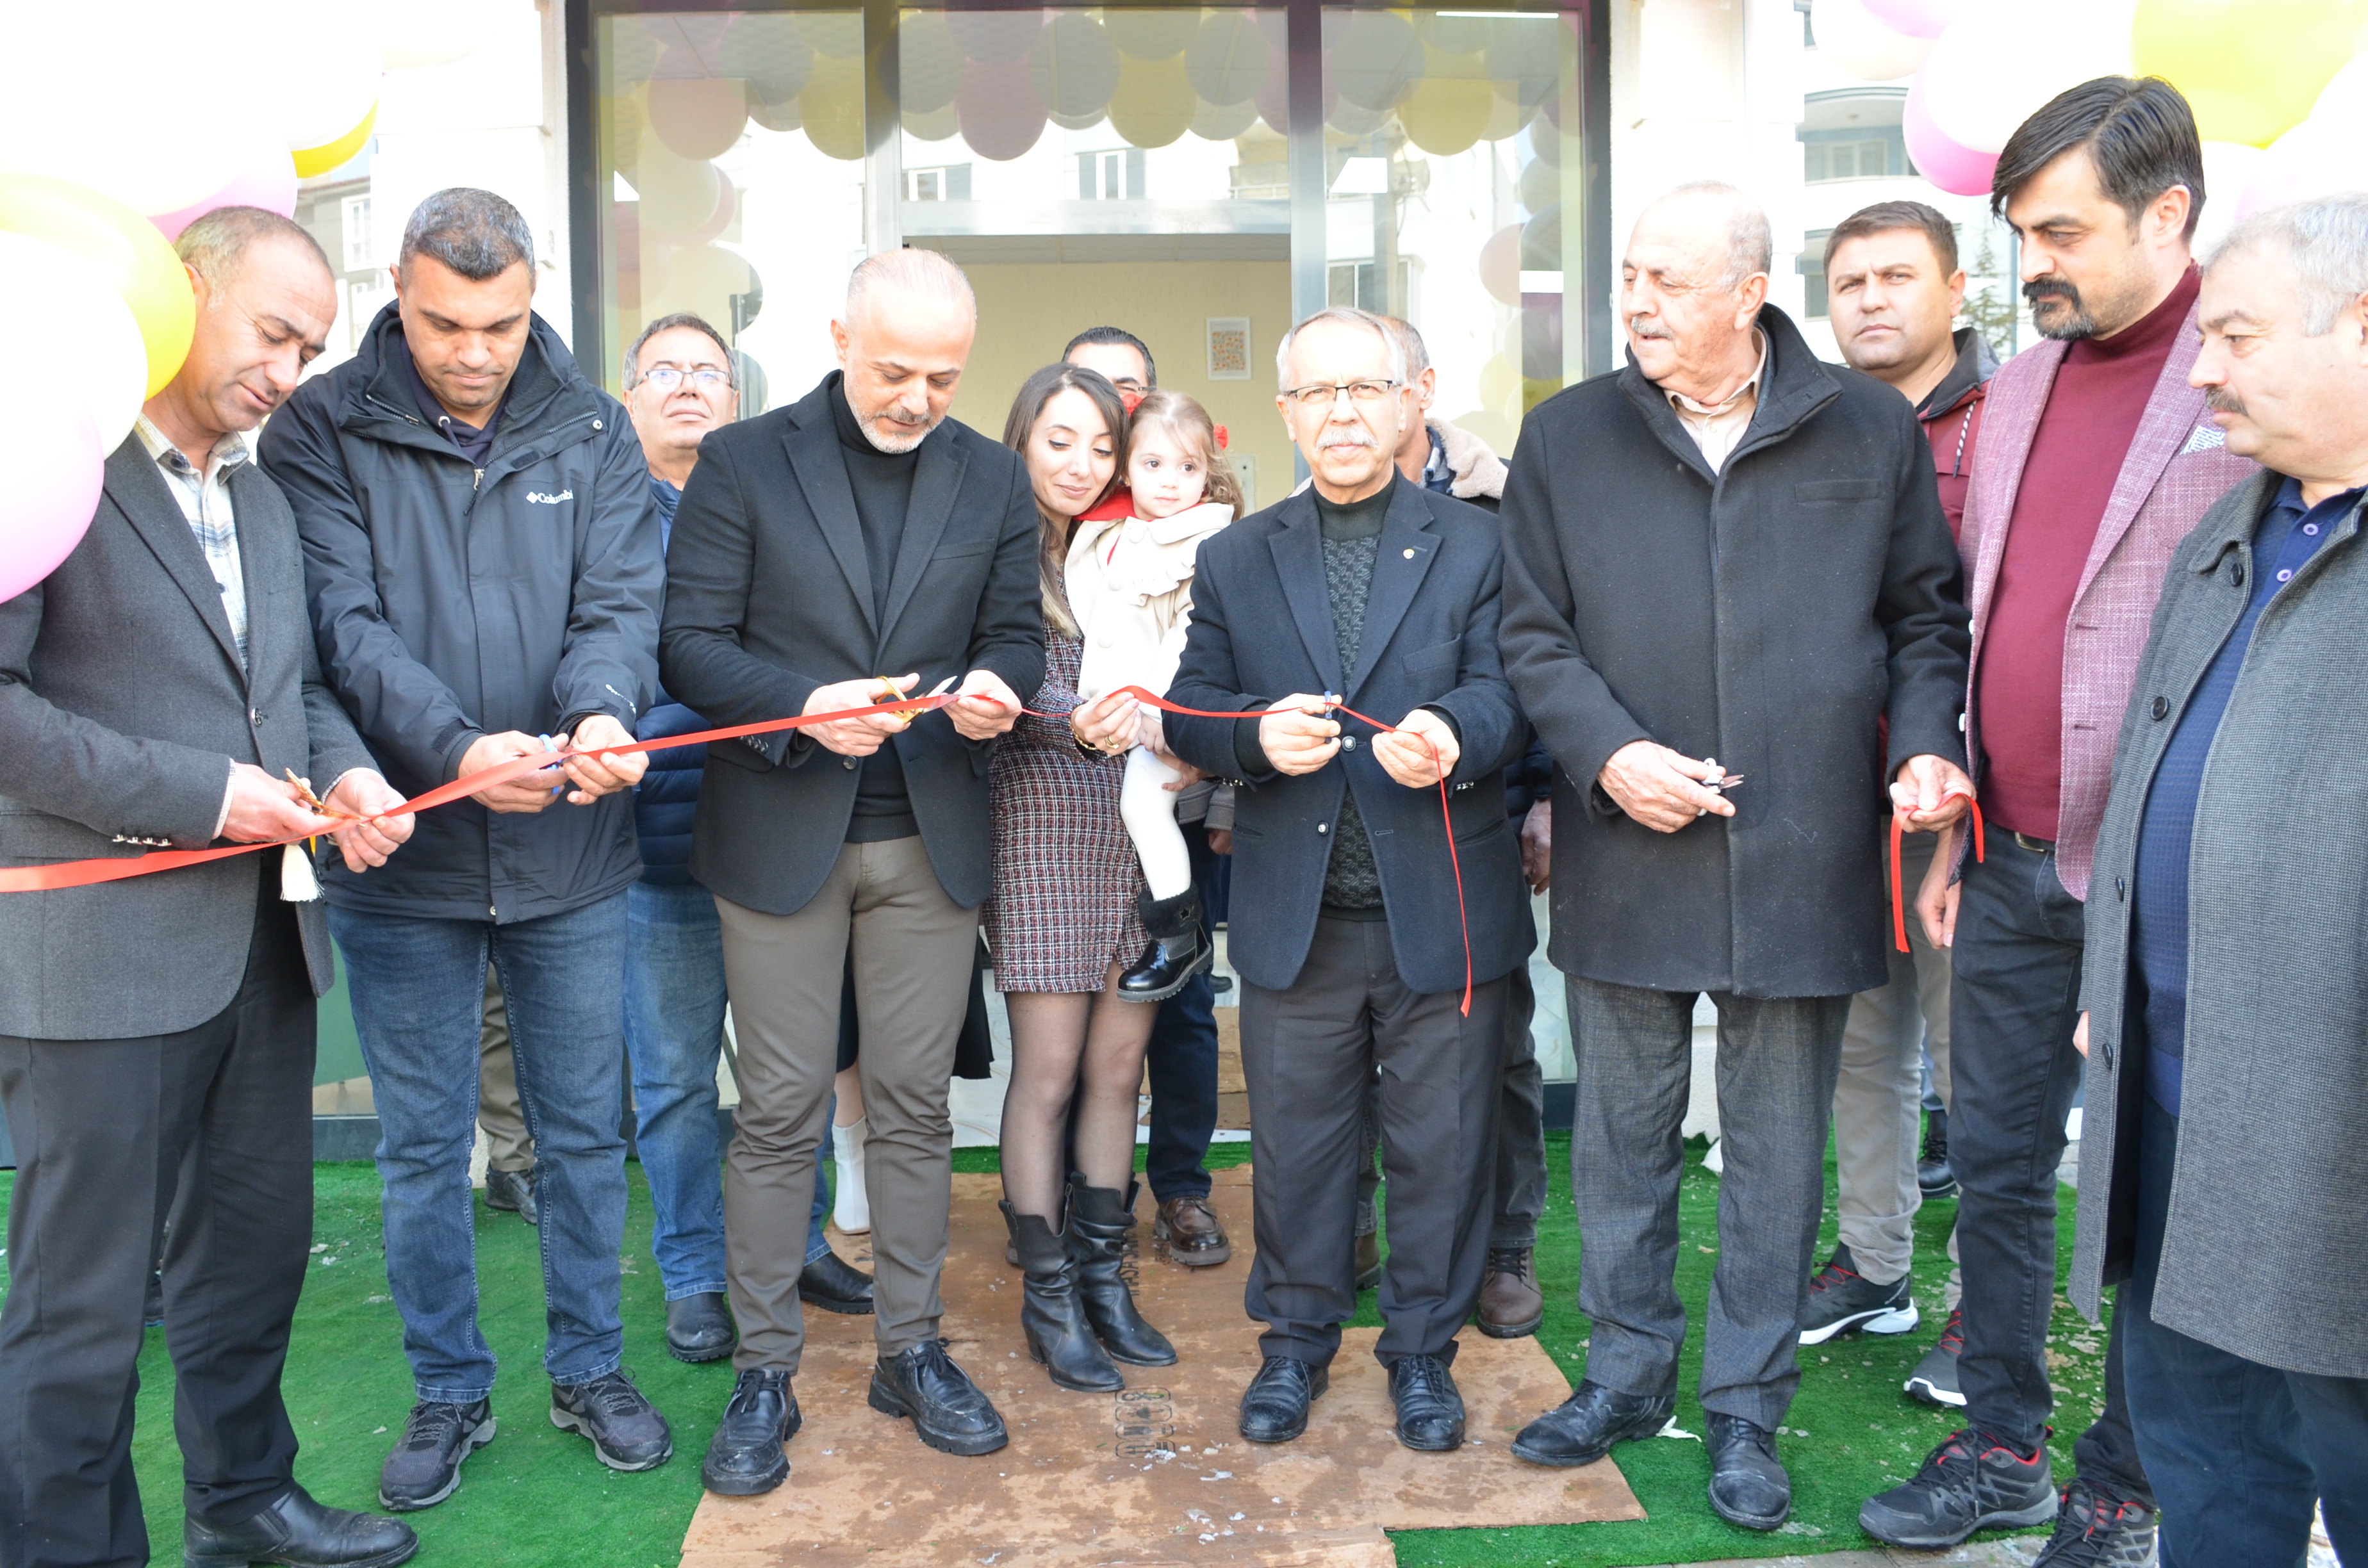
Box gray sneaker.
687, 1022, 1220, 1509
1905, 1307, 1966, 1408
550, 1371, 673, 1471
378, 1399, 495, 1512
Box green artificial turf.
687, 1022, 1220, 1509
0, 1131, 2107, 1567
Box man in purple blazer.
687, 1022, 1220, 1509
1859, 78, 2256, 1559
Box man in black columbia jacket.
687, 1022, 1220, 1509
260, 189, 672, 1511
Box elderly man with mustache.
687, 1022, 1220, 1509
1497, 180, 1971, 1533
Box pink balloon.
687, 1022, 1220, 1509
1861, 0, 1955, 38
147, 152, 300, 241
2239, 122, 2356, 218
957, 59, 1046, 161
0, 396, 103, 603
1903, 75, 1996, 197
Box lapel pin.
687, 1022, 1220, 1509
1402, 548, 1415, 559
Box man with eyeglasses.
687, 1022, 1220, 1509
1142, 305, 1533, 1455
618, 314, 876, 1371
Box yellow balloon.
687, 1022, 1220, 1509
0, 174, 193, 396
1398, 52, 1494, 156
292, 102, 378, 179
802, 70, 867, 161
2132, 0, 2368, 147
1107, 54, 1196, 151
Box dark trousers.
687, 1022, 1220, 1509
0, 888, 314, 1567
1567, 977, 1850, 1430
1240, 917, 1505, 1367
1143, 829, 1222, 1203
1355, 961, 1547, 1249
1948, 837, 2148, 1499
2123, 1098, 2368, 1567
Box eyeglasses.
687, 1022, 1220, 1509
1281, 379, 1401, 410
639, 366, 731, 393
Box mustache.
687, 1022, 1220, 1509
2205, 387, 2248, 415
1319, 430, 1377, 448
1627, 317, 1673, 340
2024, 279, 2083, 306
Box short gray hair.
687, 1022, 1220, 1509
2207, 193, 2368, 336
1661, 180, 1774, 290
400, 188, 534, 280
174, 205, 332, 288
1274, 306, 1409, 391
1380, 314, 1431, 375
842, 248, 975, 327
624, 311, 736, 389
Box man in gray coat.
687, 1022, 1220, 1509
261, 189, 671, 1510
2070, 195, 2368, 1566
1499, 182, 1971, 1532
0, 208, 416, 1568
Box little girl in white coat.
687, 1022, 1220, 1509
1066, 390, 1242, 1000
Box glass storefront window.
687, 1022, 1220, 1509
1322, 6, 1586, 458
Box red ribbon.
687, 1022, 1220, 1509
3, 683, 1477, 1017
1890, 789, 1984, 954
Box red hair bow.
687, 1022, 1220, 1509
1121, 390, 1145, 415
1213, 424, 1229, 450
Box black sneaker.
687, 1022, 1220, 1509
1918, 1109, 1957, 1198
1859, 1427, 2059, 1548
1904, 1306, 1966, 1407
2030, 1476, 2158, 1566
550, 1371, 673, 1471
1798, 1243, 1919, 1344
482, 1167, 538, 1225
377, 1399, 495, 1512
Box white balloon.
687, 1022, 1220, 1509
378, 0, 491, 70
2305, 51, 2368, 143
1813, 0, 1933, 83
0, 234, 150, 452
0, 3, 281, 215
2194, 141, 2267, 254
1921, 0, 2134, 154
236, 0, 383, 151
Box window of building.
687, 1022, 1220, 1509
1076, 148, 1145, 201
905, 165, 971, 201
1805, 137, 1891, 182
340, 195, 372, 272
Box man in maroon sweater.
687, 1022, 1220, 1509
1857, 79, 2255, 1559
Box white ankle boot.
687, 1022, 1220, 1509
832, 1116, 871, 1234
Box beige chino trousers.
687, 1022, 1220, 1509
716, 835, 977, 1374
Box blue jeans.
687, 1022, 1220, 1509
332, 894, 631, 1400
627, 881, 832, 1287
2123, 1096, 2368, 1566
1143, 828, 1222, 1202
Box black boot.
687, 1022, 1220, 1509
1001, 1199, 1123, 1392
1116, 887, 1210, 1002
1066, 1178, 1178, 1368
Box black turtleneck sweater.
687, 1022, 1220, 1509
828, 373, 921, 842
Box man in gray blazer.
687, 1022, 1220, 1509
2070, 195, 2368, 1567
0, 208, 416, 1568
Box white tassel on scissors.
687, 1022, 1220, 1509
281, 843, 321, 902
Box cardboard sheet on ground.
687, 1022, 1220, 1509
679, 1167, 1643, 1566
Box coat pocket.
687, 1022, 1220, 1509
1795, 479, 1884, 503
1401, 637, 1461, 676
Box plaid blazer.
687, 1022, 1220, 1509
1959, 299, 2255, 900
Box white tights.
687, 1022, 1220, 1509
1119, 746, 1193, 901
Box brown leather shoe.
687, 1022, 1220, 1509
1477, 1246, 1544, 1338
1153, 1195, 1232, 1266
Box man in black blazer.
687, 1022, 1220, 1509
1128, 306, 1531, 1455
0, 209, 416, 1568
661, 250, 1042, 1488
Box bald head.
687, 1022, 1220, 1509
1622, 181, 1773, 404
830, 249, 978, 452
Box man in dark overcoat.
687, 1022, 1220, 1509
2068, 195, 2368, 1567
1497, 181, 1971, 1531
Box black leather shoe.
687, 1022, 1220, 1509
799, 1251, 876, 1316
377, 1399, 493, 1512
1238, 1357, 1327, 1444
1918, 1107, 1957, 1198
1115, 888, 1211, 1002
185, 1485, 418, 1568
549, 1371, 673, 1471
482, 1167, 538, 1225
1004, 1200, 1123, 1391
1066, 1179, 1177, 1368
1509, 1380, 1673, 1467
666, 1293, 738, 1362
868, 1340, 1009, 1456
1386, 1354, 1465, 1451
699, 1369, 800, 1497
1705, 1411, 1791, 1530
